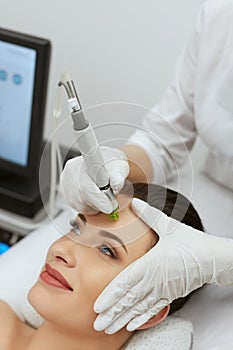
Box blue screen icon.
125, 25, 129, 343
0, 69, 7, 81
0, 242, 10, 255
13, 73, 23, 85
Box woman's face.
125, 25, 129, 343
28, 195, 157, 336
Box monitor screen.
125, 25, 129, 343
0, 28, 51, 177
0, 41, 37, 166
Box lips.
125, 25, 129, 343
40, 263, 73, 291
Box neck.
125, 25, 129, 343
26, 321, 130, 350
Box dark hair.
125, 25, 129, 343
133, 183, 204, 315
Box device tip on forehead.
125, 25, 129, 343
108, 209, 119, 221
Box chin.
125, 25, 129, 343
27, 281, 58, 322
27, 281, 88, 330
28, 282, 45, 312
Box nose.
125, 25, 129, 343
51, 237, 77, 268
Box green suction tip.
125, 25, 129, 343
108, 208, 119, 221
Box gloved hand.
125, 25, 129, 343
93, 198, 233, 334
60, 146, 129, 214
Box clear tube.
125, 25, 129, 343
48, 83, 63, 218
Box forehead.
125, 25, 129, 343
86, 200, 142, 229
73, 194, 154, 247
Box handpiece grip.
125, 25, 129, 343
74, 124, 110, 188
74, 125, 118, 212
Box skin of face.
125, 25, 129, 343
28, 194, 158, 341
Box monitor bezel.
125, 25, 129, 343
0, 28, 51, 177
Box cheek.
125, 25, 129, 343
67, 255, 125, 331
76, 256, 123, 305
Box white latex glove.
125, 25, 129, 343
94, 198, 233, 334
60, 146, 129, 214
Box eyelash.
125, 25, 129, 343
69, 219, 118, 260
69, 219, 80, 235
98, 244, 118, 260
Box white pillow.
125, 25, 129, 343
122, 315, 193, 350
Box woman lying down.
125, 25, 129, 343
0, 183, 204, 350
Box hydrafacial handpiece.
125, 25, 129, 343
58, 76, 119, 220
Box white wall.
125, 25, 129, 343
0, 0, 204, 149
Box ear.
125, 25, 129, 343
137, 305, 170, 330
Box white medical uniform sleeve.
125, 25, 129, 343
129, 2, 209, 184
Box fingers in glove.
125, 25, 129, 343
94, 297, 130, 332
104, 307, 140, 334
104, 294, 163, 334
94, 261, 146, 314
131, 198, 170, 236
94, 291, 140, 331
126, 299, 169, 331
126, 311, 154, 332
94, 283, 153, 331
94, 286, 127, 316
131, 198, 160, 228
82, 182, 114, 214
103, 148, 129, 194
109, 173, 126, 194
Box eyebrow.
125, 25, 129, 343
78, 213, 86, 223
78, 214, 128, 254
99, 230, 128, 254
